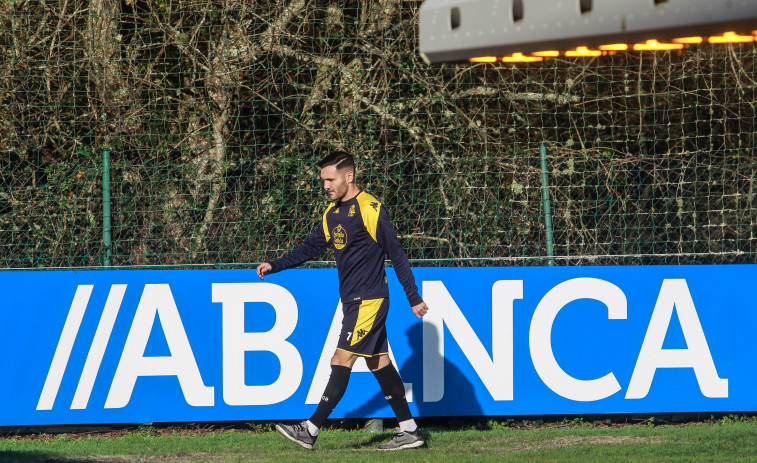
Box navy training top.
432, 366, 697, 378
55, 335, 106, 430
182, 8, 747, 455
268, 191, 423, 307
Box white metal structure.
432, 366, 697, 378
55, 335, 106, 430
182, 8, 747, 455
419, 0, 757, 64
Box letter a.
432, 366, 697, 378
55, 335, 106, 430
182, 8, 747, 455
306, 301, 407, 404
105, 284, 214, 408
626, 279, 728, 399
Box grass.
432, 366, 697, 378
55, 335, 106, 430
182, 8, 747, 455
1, 417, 757, 462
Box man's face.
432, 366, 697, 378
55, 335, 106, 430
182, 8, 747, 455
320, 164, 353, 201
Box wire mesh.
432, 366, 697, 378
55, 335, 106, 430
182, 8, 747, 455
0, 0, 755, 269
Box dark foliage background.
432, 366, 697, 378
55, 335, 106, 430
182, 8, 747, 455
0, 0, 755, 268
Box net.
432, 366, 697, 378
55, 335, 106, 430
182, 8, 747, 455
0, 0, 755, 269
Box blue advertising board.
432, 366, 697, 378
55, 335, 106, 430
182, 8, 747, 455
0, 265, 751, 426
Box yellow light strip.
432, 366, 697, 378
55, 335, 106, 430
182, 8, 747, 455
532, 50, 560, 57
469, 56, 498, 63
633, 39, 684, 51
468, 31, 755, 64
565, 46, 602, 57
708, 31, 754, 43
502, 53, 543, 62
673, 36, 704, 44
599, 44, 628, 51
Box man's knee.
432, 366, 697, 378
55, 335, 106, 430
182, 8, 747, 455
331, 350, 358, 368
365, 354, 390, 372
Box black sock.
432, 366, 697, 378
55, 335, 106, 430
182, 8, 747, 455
309, 364, 351, 429
373, 363, 413, 423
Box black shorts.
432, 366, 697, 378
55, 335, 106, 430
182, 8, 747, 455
336, 297, 389, 357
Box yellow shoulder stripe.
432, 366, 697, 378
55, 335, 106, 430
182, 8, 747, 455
323, 202, 337, 242
356, 192, 381, 242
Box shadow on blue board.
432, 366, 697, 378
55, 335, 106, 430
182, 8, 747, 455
346, 323, 483, 419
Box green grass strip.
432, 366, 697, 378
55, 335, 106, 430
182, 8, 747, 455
1, 419, 757, 462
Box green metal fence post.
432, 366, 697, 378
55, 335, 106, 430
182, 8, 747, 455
539, 144, 555, 266
102, 149, 112, 267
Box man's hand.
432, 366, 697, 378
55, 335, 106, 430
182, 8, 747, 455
411, 301, 428, 319
256, 262, 272, 280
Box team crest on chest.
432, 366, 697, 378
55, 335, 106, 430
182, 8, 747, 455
348, 204, 356, 217
332, 224, 347, 249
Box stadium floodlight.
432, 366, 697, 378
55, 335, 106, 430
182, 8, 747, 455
418, 0, 757, 64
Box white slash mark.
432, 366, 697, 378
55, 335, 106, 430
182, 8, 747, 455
37, 285, 94, 411
71, 284, 127, 409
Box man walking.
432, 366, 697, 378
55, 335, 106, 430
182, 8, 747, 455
256, 151, 428, 450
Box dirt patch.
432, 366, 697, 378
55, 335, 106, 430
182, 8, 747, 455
550, 435, 659, 447
512, 435, 660, 452
2, 424, 262, 441
47, 453, 243, 463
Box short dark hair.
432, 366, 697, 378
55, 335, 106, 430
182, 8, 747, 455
318, 151, 355, 171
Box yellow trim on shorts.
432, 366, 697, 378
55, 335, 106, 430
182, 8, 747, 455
351, 298, 383, 346
336, 348, 389, 358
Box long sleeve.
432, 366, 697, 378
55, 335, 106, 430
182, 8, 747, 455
375, 207, 423, 306
269, 226, 329, 273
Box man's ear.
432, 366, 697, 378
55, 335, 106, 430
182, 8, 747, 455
346, 169, 355, 184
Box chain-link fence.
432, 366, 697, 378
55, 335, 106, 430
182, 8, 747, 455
1, 0, 755, 269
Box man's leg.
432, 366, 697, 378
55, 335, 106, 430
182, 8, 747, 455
276, 350, 358, 449
308, 350, 357, 429
367, 355, 424, 450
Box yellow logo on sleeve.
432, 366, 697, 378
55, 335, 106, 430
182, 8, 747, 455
332, 224, 348, 249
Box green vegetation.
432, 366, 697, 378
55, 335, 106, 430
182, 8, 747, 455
2, 418, 757, 462
1, 1, 755, 269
